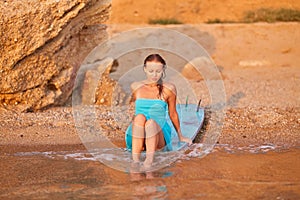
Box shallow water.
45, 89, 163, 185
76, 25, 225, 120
1, 144, 300, 199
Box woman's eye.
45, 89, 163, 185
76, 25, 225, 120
148, 70, 153, 73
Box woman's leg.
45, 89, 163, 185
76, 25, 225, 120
132, 114, 146, 162
144, 119, 166, 166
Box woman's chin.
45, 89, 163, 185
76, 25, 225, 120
151, 78, 159, 82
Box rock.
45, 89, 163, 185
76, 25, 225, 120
181, 56, 218, 81
81, 69, 100, 105
78, 57, 123, 106
0, 0, 111, 112
181, 62, 203, 81
94, 59, 118, 106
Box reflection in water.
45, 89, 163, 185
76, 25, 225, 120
127, 167, 177, 199
129, 172, 169, 199
133, 184, 168, 199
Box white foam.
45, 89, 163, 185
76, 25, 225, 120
12, 143, 283, 170
214, 143, 281, 154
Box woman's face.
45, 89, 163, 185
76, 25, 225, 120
144, 61, 164, 83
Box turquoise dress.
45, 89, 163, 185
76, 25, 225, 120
125, 98, 173, 151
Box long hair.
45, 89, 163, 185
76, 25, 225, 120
143, 54, 167, 99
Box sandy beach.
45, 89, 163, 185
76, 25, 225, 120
1, 22, 299, 199
1, 22, 299, 148
1, 0, 300, 199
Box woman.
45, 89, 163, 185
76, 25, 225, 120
125, 54, 192, 167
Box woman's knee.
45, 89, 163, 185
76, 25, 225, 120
145, 119, 161, 136
133, 114, 146, 126
145, 119, 156, 127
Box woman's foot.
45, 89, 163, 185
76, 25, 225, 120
130, 161, 141, 173
142, 154, 154, 171
130, 161, 143, 181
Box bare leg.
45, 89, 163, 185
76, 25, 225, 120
144, 119, 166, 168
132, 114, 146, 163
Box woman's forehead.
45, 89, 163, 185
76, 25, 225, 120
145, 61, 164, 68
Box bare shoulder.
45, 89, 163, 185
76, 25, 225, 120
163, 82, 177, 95
130, 81, 143, 91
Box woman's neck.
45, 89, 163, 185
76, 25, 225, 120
143, 81, 158, 87
145, 83, 157, 87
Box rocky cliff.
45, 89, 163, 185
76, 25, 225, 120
0, 0, 111, 112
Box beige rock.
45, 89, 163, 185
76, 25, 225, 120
181, 57, 219, 81
181, 62, 203, 81
81, 69, 100, 105
0, 0, 111, 112
95, 59, 118, 106
79, 57, 121, 106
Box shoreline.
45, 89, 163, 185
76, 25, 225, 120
1, 143, 299, 200
1, 105, 299, 149
1, 142, 299, 155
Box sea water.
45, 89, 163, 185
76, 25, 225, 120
12, 143, 288, 161
1, 144, 299, 199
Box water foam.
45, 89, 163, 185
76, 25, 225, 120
12, 143, 285, 171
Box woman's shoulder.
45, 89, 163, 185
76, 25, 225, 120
130, 81, 143, 91
163, 82, 177, 94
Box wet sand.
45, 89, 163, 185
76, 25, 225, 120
0, 145, 299, 199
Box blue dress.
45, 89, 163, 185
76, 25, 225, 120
125, 98, 173, 151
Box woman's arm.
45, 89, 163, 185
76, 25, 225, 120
127, 82, 140, 120
130, 82, 139, 102
166, 83, 192, 145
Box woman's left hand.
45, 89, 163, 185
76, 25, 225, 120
179, 136, 192, 146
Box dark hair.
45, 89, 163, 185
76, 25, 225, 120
144, 54, 166, 67
143, 54, 166, 99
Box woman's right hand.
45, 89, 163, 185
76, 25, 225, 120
179, 136, 192, 146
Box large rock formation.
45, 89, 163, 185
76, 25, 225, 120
0, 0, 111, 112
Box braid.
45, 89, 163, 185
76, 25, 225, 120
157, 78, 163, 100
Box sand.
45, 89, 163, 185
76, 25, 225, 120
1, 1, 300, 199
107, 0, 300, 24
1, 22, 299, 148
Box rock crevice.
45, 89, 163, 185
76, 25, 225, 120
0, 0, 111, 112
